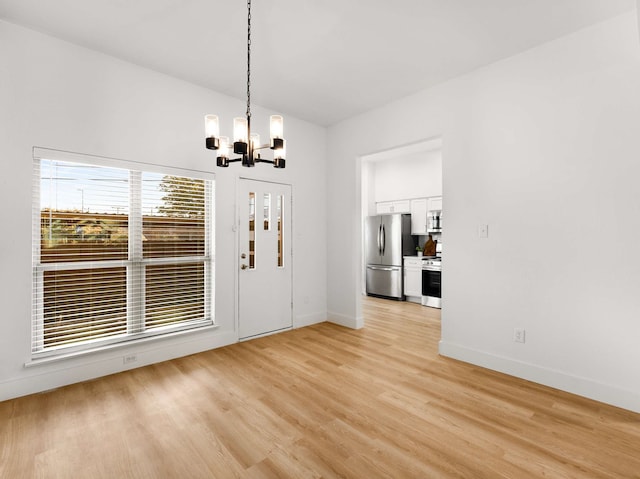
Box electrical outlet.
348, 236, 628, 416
513, 328, 526, 343
123, 354, 137, 364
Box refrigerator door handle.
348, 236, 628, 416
367, 265, 397, 272
381, 224, 386, 256
377, 224, 382, 255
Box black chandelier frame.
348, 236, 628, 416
205, 0, 286, 169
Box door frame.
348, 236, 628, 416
234, 175, 294, 340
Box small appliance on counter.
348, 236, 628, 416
428, 212, 442, 232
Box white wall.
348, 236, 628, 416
0, 20, 327, 401
373, 150, 442, 203
328, 12, 640, 413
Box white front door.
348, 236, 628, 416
238, 178, 292, 339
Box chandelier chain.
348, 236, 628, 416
246, 0, 251, 119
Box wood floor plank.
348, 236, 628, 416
2, 296, 640, 478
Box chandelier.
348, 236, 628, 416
205, 0, 286, 168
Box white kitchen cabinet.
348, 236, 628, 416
427, 196, 442, 213
376, 202, 394, 214
403, 257, 422, 300
427, 196, 443, 233
410, 198, 428, 235
376, 199, 410, 215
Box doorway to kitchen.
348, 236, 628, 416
359, 138, 443, 310
237, 178, 293, 339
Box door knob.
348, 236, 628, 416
241, 264, 248, 270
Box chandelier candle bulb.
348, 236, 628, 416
273, 141, 286, 168
205, 115, 219, 138
251, 133, 261, 150
233, 117, 248, 155
219, 136, 230, 156
204, 115, 220, 150
217, 136, 230, 167
270, 115, 284, 148
233, 117, 248, 143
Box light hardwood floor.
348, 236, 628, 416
1, 297, 639, 478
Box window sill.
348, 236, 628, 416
24, 323, 220, 368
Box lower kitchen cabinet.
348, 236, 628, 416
403, 257, 422, 301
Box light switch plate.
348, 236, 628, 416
478, 224, 489, 238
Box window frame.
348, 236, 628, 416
31, 148, 215, 360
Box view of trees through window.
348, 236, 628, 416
34, 159, 212, 353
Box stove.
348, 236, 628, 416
421, 256, 441, 270
421, 256, 441, 308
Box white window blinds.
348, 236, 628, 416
32, 151, 214, 357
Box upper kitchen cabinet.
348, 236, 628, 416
412, 196, 443, 234
376, 199, 410, 215
364, 138, 442, 219
427, 196, 443, 233
410, 198, 428, 235
428, 196, 442, 213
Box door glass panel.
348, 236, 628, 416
249, 192, 255, 269
277, 194, 283, 267
263, 193, 271, 231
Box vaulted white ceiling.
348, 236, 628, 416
0, 0, 635, 126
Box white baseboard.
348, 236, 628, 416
327, 311, 363, 329
1, 330, 238, 402
295, 311, 327, 328
405, 296, 422, 304
439, 340, 640, 414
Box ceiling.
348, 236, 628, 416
0, 0, 636, 126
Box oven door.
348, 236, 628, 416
421, 267, 441, 308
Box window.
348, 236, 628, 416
32, 149, 214, 358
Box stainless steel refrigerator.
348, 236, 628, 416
365, 214, 414, 300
